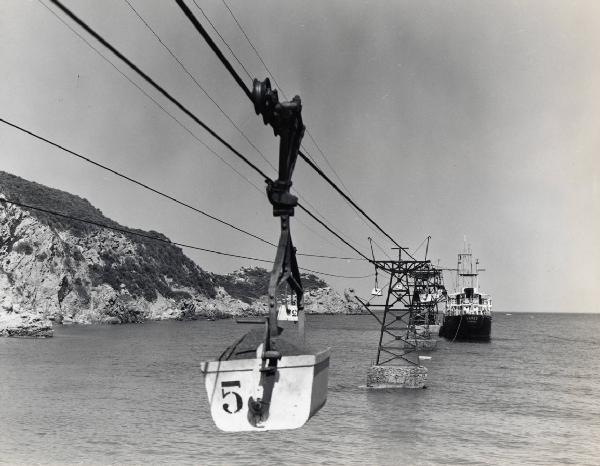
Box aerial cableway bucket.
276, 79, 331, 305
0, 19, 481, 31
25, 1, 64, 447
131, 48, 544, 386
277, 295, 299, 321
201, 78, 330, 432
202, 334, 330, 431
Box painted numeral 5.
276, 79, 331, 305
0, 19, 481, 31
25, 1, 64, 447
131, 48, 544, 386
221, 380, 243, 414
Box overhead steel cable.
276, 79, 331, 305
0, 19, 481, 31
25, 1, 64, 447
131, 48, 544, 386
0, 117, 365, 262
186, 3, 359, 248
216, 1, 394, 250
298, 268, 373, 279
297, 253, 363, 261
173, 0, 406, 255
123, 0, 276, 174
295, 185, 368, 254
304, 131, 353, 197
0, 117, 275, 247
299, 137, 393, 250
219, 0, 334, 174
412, 235, 430, 257
2, 198, 271, 263
220, 0, 354, 192
297, 151, 414, 256
38, 0, 265, 199
174, 0, 254, 111
0, 198, 371, 278
370, 236, 393, 260
201, 1, 421, 260
191, 0, 252, 81
122, 0, 361, 255
304, 134, 397, 248
220, 0, 283, 96
173, 0, 252, 102
206, 0, 385, 239
38, 0, 353, 259
48, 0, 268, 181
297, 205, 372, 263
47, 0, 374, 263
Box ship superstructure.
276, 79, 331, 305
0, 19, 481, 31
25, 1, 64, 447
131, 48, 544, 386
439, 244, 492, 341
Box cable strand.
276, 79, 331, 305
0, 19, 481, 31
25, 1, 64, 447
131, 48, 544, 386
174, 0, 404, 255
47, 0, 375, 264
1, 198, 371, 278
124, 0, 276, 174
38, 0, 266, 198
49, 0, 267, 181
0, 117, 275, 247
176, 0, 252, 99
191, 0, 253, 81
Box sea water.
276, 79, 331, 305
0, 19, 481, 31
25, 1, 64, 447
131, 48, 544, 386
0, 313, 599, 465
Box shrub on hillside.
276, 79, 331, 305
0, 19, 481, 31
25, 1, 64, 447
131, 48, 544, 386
215, 268, 328, 304
13, 241, 33, 255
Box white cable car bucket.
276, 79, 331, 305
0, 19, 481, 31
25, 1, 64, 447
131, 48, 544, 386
201, 336, 330, 432
371, 287, 383, 296
200, 78, 330, 432
277, 303, 298, 322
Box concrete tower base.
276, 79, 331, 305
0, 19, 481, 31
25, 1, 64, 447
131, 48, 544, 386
366, 364, 428, 389
403, 338, 438, 351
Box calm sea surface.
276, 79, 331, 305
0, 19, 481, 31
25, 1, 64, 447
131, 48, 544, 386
1, 313, 599, 465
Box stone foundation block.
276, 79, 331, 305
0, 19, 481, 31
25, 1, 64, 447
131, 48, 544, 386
366, 364, 427, 389
403, 338, 438, 351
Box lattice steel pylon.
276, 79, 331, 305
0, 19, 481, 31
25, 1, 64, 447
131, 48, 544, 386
357, 248, 444, 366
412, 265, 446, 335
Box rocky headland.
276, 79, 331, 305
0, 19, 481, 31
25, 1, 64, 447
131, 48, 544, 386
0, 171, 362, 337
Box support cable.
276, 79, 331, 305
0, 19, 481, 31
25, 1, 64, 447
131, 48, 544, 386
2, 198, 271, 262
219, 0, 328, 170
40, 0, 354, 258
220, 0, 355, 197
122, 0, 362, 255
412, 235, 430, 257
191, 0, 253, 81
174, 0, 404, 253
49, 0, 268, 181
47, 0, 374, 263
218, 0, 396, 250
297, 205, 372, 263
371, 237, 393, 260
38, 0, 265, 198
368, 237, 380, 291
299, 267, 373, 280
0, 198, 371, 278
297, 151, 406, 252
296, 188, 368, 254
124, 0, 276, 174
220, 0, 282, 96
0, 117, 275, 247
299, 140, 393, 249
1, 117, 364, 262
174, 0, 252, 101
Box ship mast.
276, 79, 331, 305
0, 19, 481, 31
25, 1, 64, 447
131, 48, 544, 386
454, 241, 485, 292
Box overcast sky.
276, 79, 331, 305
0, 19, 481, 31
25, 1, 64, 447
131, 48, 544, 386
1, 0, 598, 312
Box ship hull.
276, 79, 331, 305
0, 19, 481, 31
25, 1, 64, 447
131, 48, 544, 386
439, 314, 491, 341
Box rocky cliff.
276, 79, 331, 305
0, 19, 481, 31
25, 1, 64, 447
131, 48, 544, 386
0, 171, 361, 336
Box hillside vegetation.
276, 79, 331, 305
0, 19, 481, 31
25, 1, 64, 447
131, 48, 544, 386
0, 171, 215, 300
0, 171, 349, 336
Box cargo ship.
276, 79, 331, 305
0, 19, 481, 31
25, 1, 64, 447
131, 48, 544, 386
439, 245, 492, 341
